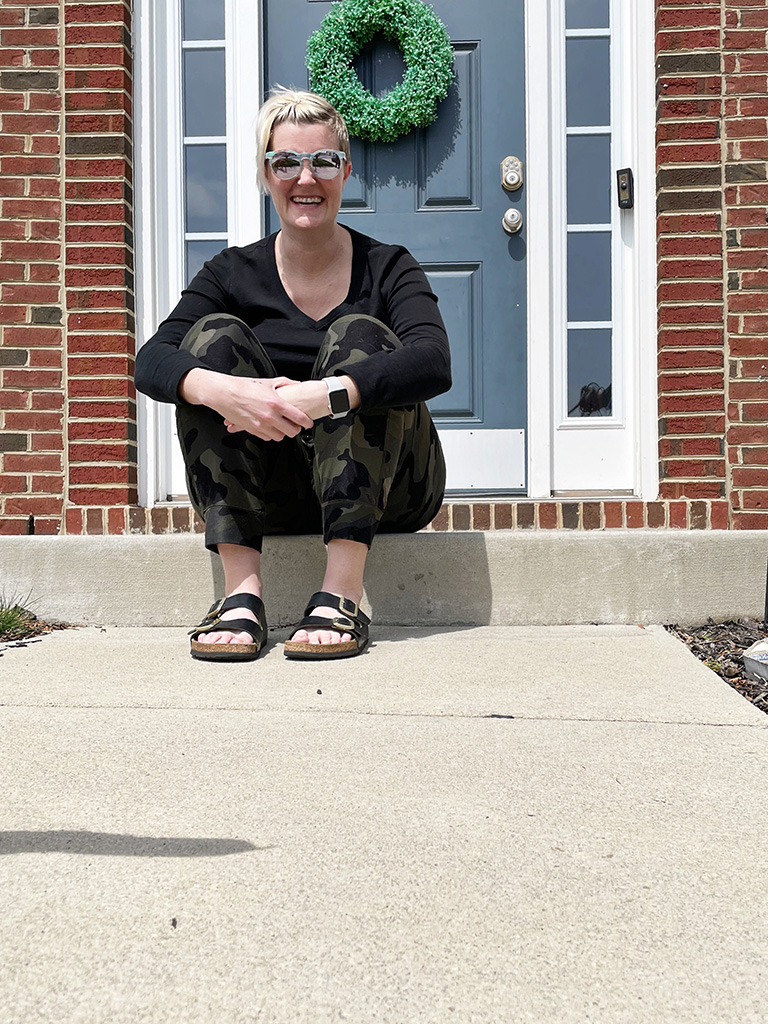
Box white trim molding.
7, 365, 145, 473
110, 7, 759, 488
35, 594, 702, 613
135, 0, 264, 505
525, 0, 658, 499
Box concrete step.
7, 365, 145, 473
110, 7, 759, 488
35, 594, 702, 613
1, 530, 766, 627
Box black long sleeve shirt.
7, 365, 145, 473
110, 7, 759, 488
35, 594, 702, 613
134, 227, 452, 411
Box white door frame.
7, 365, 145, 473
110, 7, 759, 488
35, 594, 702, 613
526, 0, 658, 500
135, 0, 262, 504
135, 0, 657, 506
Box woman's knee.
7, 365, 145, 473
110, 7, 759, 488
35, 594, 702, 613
180, 313, 275, 377
314, 315, 402, 378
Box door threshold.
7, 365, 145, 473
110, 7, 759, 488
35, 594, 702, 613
444, 491, 527, 501
552, 490, 636, 499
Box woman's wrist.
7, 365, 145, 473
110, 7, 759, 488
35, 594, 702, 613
178, 366, 219, 405
336, 374, 361, 412
277, 376, 361, 421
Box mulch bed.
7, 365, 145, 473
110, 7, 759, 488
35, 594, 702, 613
665, 619, 768, 717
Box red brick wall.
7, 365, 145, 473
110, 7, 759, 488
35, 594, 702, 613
1, 1, 767, 535
722, 0, 768, 526
656, 0, 768, 530
63, 0, 136, 533
0, 0, 135, 537
0, 2, 64, 534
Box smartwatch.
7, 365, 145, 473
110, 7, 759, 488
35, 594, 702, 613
324, 376, 351, 419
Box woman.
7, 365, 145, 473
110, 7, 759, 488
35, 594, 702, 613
134, 88, 451, 661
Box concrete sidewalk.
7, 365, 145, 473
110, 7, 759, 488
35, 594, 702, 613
1, 625, 767, 1023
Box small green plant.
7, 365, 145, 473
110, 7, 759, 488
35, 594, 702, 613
0, 592, 44, 642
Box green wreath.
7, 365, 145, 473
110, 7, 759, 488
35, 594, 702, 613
306, 0, 454, 143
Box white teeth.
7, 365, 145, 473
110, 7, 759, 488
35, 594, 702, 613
292, 197, 322, 204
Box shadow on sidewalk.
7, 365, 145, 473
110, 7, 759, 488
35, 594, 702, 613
0, 830, 270, 857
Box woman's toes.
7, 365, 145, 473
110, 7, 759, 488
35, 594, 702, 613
199, 628, 252, 645
309, 629, 352, 645
289, 627, 352, 645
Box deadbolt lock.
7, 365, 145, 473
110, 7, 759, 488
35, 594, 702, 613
501, 156, 524, 192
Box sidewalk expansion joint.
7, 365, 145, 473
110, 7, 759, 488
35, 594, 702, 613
1, 701, 766, 729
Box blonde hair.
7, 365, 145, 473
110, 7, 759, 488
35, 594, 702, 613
256, 86, 350, 191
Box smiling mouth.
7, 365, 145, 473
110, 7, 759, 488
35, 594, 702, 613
291, 197, 323, 204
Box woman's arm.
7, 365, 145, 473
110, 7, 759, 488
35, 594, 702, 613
138, 251, 315, 440
134, 255, 234, 405
179, 366, 314, 441
342, 250, 452, 411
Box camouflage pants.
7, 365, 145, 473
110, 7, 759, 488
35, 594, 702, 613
177, 313, 446, 552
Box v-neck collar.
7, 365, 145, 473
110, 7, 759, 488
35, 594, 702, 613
269, 226, 362, 327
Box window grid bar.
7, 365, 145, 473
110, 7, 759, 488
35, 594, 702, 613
185, 232, 228, 240
565, 28, 610, 38
567, 321, 613, 330
181, 39, 225, 49
183, 136, 227, 145
566, 125, 611, 135
567, 223, 612, 232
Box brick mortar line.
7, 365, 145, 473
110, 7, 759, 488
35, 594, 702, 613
724, 0, 740, 517
59, 0, 69, 519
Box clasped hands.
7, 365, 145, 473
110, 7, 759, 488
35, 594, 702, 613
179, 367, 360, 443
220, 376, 330, 441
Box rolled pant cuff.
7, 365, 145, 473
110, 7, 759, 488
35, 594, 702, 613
322, 502, 382, 549
203, 503, 264, 553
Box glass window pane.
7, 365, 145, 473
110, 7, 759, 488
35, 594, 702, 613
183, 0, 225, 41
186, 239, 226, 285
568, 329, 612, 417
183, 49, 226, 137
566, 0, 610, 30
567, 135, 611, 225
567, 232, 612, 322
566, 38, 610, 127
185, 145, 227, 232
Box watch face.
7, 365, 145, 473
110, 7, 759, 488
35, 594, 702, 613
329, 387, 350, 415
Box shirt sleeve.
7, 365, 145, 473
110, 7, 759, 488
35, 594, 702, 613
133, 253, 232, 404
344, 249, 452, 411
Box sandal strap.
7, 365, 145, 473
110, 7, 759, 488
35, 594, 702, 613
293, 614, 366, 639
303, 591, 370, 627
192, 617, 265, 644
289, 592, 370, 645
189, 592, 267, 645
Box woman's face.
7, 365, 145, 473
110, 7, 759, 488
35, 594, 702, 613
266, 122, 351, 235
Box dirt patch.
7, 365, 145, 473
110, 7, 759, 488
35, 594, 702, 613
665, 619, 768, 717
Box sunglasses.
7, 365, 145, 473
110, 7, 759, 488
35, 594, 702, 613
265, 149, 347, 180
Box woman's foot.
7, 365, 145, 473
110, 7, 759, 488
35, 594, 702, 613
196, 543, 263, 647
284, 591, 370, 660
288, 593, 356, 646
189, 591, 267, 662
194, 601, 262, 646
288, 538, 367, 647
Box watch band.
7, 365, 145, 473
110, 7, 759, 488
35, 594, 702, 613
324, 376, 351, 419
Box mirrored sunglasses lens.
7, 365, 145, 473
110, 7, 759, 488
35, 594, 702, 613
310, 151, 342, 178
270, 153, 301, 178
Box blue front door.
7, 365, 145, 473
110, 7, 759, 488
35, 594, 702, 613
265, 0, 527, 489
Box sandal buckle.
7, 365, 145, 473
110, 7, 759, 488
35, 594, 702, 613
338, 596, 359, 618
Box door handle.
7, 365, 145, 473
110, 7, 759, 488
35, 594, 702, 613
501, 156, 524, 191
502, 208, 523, 234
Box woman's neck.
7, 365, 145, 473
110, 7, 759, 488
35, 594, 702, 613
276, 224, 348, 278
